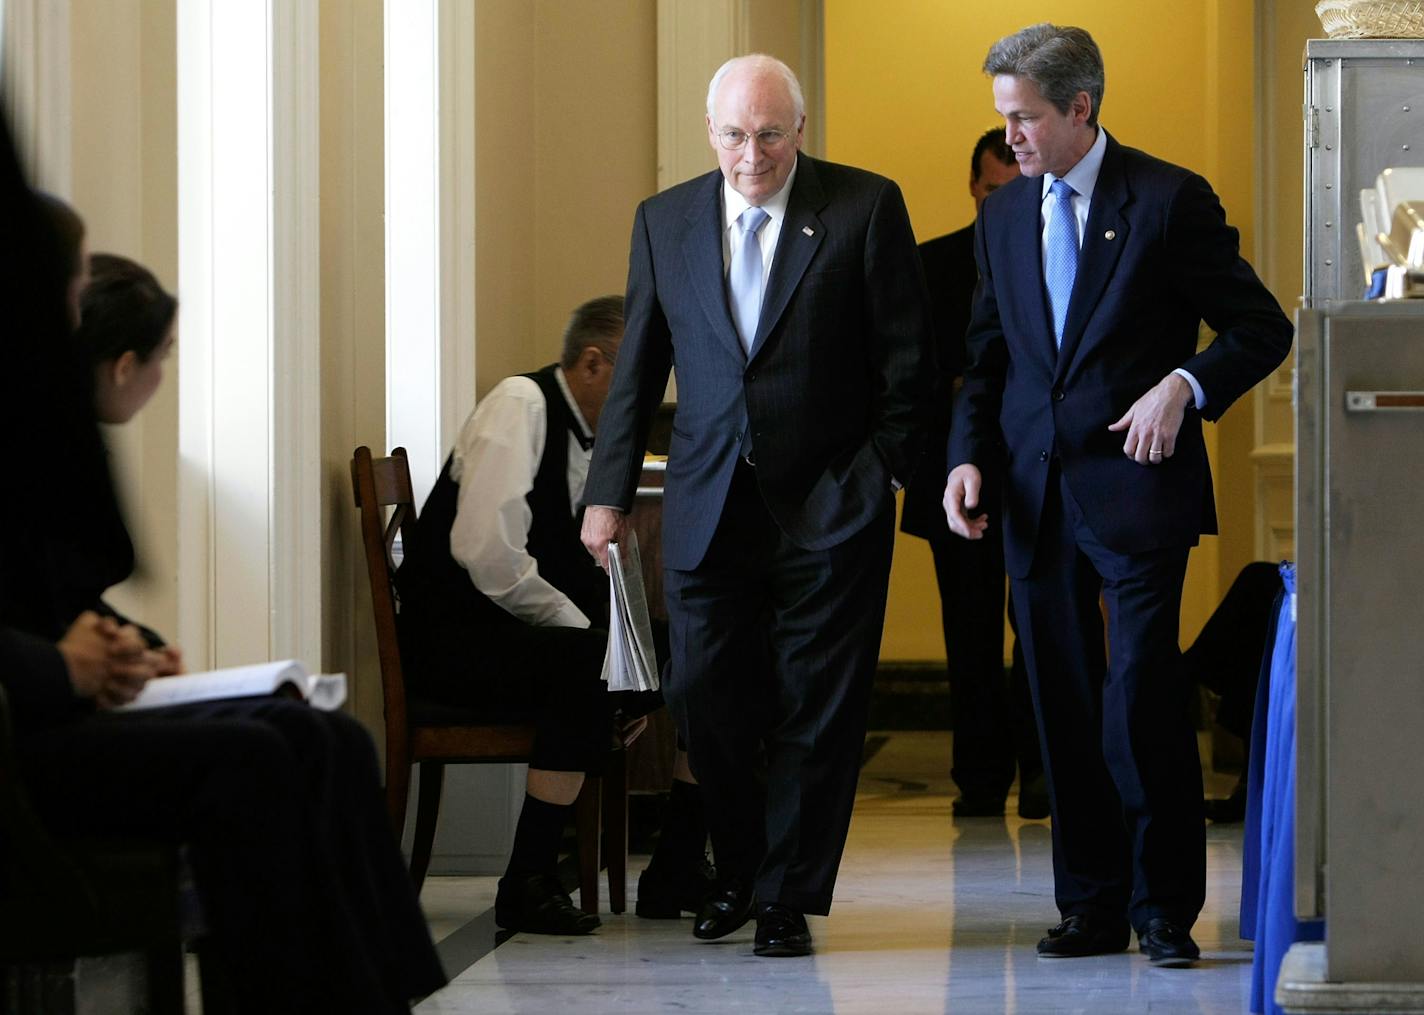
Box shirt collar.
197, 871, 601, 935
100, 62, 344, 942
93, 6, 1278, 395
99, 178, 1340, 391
1042, 127, 1108, 201
722, 156, 799, 232
553, 366, 594, 443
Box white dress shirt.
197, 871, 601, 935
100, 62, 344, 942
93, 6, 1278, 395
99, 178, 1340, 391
721, 160, 799, 289
1041, 128, 1205, 409
448, 368, 594, 629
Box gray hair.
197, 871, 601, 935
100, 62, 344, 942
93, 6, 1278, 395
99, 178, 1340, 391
705, 54, 806, 124
560, 294, 624, 369
983, 24, 1104, 128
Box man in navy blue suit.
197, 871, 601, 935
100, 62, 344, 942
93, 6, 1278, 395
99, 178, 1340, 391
582, 54, 931, 957
942, 24, 1292, 967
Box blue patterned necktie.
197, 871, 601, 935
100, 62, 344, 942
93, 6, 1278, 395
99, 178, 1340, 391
1044, 178, 1079, 347
730, 205, 770, 354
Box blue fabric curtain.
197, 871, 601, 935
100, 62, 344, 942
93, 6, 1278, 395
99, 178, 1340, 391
1242, 563, 1324, 1015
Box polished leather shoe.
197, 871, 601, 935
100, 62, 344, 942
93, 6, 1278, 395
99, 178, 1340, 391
692, 880, 755, 940
494, 873, 600, 936
1017, 772, 1051, 820
1036, 914, 1130, 958
753, 903, 812, 957
635, 856, 717, 919
952, 793, 1006, 817
1138, 918, 1200, 967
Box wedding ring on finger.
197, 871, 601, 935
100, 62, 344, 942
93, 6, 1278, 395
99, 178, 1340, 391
1149, 448, 1163, 460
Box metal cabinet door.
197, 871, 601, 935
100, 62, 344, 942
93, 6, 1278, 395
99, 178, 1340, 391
1318, 303, 1424, 982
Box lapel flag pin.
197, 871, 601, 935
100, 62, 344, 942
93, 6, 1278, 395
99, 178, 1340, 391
1104, 229, 1116, 240
802, 226, 815, 236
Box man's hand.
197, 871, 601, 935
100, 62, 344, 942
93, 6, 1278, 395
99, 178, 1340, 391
580, 505, 629, 570
1108, 373, 1193, 465
97, 623, 160, 709
943, 464, 989, 540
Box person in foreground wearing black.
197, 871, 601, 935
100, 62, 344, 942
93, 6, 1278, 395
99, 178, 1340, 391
395, 295, 710, 935
942, 24, 1293, 967
903, 126, 1047, 820
0, 175, 445, 1011
581, 54, 932, 958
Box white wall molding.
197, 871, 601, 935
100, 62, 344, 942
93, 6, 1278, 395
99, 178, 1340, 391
177, 0, 322, 669
2, 0, 72, 194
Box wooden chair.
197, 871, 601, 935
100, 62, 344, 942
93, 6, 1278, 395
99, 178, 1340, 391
350, 445, 626, 914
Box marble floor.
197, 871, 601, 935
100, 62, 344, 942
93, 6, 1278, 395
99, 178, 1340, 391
415, 732, 1252, 1015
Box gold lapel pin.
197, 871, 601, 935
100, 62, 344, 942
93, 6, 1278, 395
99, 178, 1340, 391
1104, 229, 1116, 240
802, 226, 815, 237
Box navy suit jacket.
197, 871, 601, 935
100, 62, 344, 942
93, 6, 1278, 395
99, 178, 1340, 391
949, 135, 1292, 579
585, 154, 933, 571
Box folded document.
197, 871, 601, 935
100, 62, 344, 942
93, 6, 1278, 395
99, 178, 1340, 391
601, 533, 660, 693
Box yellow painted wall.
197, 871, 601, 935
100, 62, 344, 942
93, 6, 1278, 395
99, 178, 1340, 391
823, 2, 1260, 660
474, 0, 658, 397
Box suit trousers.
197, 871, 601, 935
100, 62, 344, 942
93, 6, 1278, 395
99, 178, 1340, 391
1012, 467, 1205, 931
663, 460, 894, 915
17, 697, 446, 1013
927, 522, 1041, 802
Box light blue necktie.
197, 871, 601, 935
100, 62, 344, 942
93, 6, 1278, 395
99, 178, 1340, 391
1044, 178, 1079, 347
730, 206, 770, 354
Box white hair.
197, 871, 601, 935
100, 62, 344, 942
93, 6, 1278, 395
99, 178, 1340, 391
705, 54, 806, 123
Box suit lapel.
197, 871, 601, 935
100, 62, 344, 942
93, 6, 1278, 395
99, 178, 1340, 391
681, 171, 746, 362
749, 154, 826, 361
1055, 137, 1130, 382
1004, 181, 1057, 371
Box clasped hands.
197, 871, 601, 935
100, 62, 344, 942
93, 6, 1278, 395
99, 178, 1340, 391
58, 611, 185, 709
942, 373, 1193, 541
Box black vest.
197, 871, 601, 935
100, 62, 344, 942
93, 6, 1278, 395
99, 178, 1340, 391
396, 365, 607, 633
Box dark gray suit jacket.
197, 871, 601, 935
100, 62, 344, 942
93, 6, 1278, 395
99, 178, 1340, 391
585, 154, 933, 571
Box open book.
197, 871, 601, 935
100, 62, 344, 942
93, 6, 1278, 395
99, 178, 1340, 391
601, 532, 660, 693
115, 659, 347, 713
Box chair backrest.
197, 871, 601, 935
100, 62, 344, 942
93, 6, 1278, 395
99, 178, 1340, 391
351, 446, 417, 740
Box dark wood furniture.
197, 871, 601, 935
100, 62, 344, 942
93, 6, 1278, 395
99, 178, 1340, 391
350, 446, 627, 913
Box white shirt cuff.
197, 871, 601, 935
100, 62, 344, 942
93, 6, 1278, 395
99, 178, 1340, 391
1173, 368, 1206, 411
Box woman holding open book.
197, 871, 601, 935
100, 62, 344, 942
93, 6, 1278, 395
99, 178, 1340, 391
0, 172, 445, 1012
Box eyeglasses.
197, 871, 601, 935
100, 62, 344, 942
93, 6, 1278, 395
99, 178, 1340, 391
715, 127, 794, 151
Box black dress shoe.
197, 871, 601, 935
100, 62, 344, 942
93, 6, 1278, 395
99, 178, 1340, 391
753, 903, 812, 957
1138, 918, 1200, 967
952, 793, 1006, 817
635, 856, 717, 919
692, 879, 755, 940
1036, 914, 1130, 958
1017, 772, 1051, 820
494, 873, 600, 936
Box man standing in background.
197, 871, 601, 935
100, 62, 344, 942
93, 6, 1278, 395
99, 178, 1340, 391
582, 54, 931, 958
902, 127, 1047, 821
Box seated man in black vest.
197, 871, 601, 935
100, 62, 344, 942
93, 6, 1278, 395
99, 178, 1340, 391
395, 295, 707, 935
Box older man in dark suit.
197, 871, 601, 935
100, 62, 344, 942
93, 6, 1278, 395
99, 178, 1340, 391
943, 24, 1292, 967
582, 53, 931, 958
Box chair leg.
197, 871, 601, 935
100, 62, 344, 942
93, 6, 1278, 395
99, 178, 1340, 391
145, 936, 185, 1015
386, 735, 412, 840
603, 749, 628, 914
409, 761, 444, 893
574, 776, 601, 916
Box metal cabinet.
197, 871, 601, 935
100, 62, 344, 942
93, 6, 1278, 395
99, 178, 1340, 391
1305, 40, 1424, 306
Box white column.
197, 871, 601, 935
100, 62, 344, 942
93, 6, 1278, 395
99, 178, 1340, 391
177, 0, 322, 669
383, 0, 474, 505
2, 0, 73, 194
